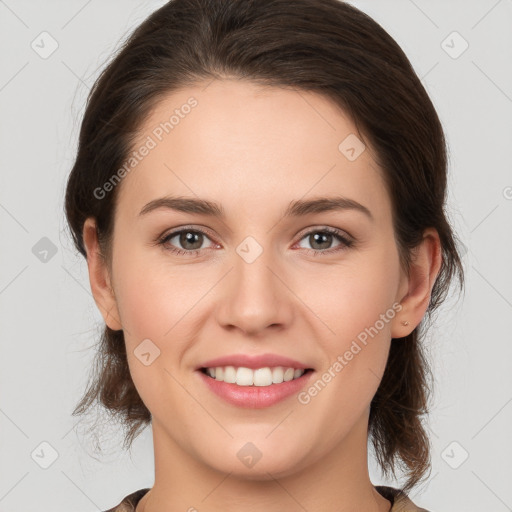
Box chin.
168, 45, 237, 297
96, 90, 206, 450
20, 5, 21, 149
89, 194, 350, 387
199, 439, 309, 480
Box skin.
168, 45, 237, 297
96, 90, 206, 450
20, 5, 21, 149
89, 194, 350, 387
83, 79, 441, 512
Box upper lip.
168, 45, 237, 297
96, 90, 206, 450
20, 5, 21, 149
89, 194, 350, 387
197, 353, 313, 370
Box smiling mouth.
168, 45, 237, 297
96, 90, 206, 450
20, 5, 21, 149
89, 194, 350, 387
199, 366, 315, 387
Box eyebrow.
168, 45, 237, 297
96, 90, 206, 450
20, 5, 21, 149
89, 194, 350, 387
138, 195, 373, 221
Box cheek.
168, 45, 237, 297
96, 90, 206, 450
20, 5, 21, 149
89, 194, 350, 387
112, 251, 217, 400
297, 289, 395, 447
114, 258, 202, 415
113, 249, 207, 342
300, 251, 400, 344
297, 247, 399, 410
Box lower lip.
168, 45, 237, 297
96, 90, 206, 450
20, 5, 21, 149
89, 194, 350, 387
197, 370, 315, 409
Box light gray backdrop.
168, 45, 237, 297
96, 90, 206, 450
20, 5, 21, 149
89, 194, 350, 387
0, 0, 511, 510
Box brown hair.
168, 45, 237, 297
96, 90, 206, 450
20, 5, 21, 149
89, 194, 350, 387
64, 0, 464, 492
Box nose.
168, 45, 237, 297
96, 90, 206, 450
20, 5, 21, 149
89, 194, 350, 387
215, 244, 294, 337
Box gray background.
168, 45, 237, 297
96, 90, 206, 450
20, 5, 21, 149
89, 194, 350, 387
0, 0, 511, 510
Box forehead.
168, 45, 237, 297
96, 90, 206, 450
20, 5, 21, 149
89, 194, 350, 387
115, 79, 390, 224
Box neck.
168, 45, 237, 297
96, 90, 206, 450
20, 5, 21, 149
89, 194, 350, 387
138, 410, 391, 512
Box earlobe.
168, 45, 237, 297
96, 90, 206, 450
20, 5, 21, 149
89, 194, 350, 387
392, 228, 442, 338
82, 217, 123, 331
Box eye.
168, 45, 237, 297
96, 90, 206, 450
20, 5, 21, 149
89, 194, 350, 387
295, 227, 354, 255
157, 227, 216, 256
156, 226, 354, 257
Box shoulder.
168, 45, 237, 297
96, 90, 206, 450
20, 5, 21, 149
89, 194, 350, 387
376, 485, 431, 512
102, 488, 151, 512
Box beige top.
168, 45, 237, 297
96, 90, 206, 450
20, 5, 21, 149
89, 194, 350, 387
104, 486, 430, 511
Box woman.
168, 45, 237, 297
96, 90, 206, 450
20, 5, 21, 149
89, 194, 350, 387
64, 0, 464, 510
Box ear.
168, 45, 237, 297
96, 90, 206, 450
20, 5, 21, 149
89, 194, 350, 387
82, 217, 122, 331
391, 227, 442, 338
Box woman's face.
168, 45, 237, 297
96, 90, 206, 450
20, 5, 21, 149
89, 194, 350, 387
91, 79, 414, 478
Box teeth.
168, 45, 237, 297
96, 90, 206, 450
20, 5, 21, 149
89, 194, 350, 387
284, 368, 295, 381
205, 366, 307, 386
272, 367, 284, 384
223, 365, 236, 383
236, 367, 254, 386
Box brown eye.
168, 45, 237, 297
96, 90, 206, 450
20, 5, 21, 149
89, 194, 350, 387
159, 228, 215, 256
296, 228, 354, 255
177, 230, 204, 250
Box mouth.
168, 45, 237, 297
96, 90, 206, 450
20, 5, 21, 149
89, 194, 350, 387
196, 366, 316, 409
199, 366, 315, 387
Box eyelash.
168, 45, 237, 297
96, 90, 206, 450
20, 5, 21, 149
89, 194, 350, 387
155, 225, 354, 257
